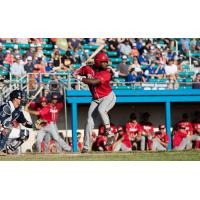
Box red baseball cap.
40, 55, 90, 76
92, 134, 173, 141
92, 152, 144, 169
159, 124, 166, 129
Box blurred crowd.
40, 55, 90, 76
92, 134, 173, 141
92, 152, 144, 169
0, 38, 199, 91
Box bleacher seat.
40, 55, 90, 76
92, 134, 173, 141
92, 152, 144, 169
112, 85, 131, 90
149, 78, 168, 83
113, 77, 126, 82
107, 51, 118, 57
178, 71, 195, 77
72, 64, 81, 69
18, 44, 30, 49
0, 71, 9, 76
42, 44, 53, 49
182, 65, 190, 71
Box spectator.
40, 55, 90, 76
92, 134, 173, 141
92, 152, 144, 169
131, 43, 139, 57
107, 38, 119, 52
155, 62, 166, 79
192, 73, 200, 89
10, 55, 26, 78
144, 61, 157, 81
27, 43, 36, 58
24, 56, 34, 73
173, 124, 192, 150
138, 50, 149, 66
52, 49, 61, 67
77, 132, 83, 152
165, 59, 178, 78
127, 68, 137, 84
68, 38, 81, 51
152, 124, 168, 151
113, 126, 132, 152
118, 39, 132, 56
117, 55, 130, 80
34, 57, 46, 73
125, 113, 144, 150
4, 50, 14, 65
13, 44, 20, 58
192, 111, 200, 149
61, 50, 74, 70
180, 38, 190, 55
129, 58, 145, 82
0, 43, 4, 65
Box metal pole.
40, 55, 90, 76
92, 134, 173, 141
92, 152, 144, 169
71, 103, 78, 152
63, 84, 68, 141
165, 101, 172, 150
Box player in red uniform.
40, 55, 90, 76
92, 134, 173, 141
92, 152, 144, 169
140, 112, 154, 150
26, 95, 71, 153
113, 126, 132, 152
125, 113, 143, 150
73, 52, 116, 153
152, 124, 168, 151
173, 124, 192, 150
192, 111, 200, 148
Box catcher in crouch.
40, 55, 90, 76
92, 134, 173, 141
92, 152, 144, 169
0, 90, 36, 154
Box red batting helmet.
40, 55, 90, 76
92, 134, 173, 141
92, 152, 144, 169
94, 52, 109, 67
39, 96, 47, 103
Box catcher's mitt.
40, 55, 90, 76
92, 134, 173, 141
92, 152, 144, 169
34, 119, 48, 130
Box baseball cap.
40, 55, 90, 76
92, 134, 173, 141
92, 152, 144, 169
27, 56, 32, 61
30, 44, 35, 48
179, 124, 186, 129
54, 45, 58, 49
14, 44, 18, 50
117, 126, 123, 132
122, 55, 127, 60
15, 55, 21, 60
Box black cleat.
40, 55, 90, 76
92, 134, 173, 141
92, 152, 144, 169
81, 148, 89, 153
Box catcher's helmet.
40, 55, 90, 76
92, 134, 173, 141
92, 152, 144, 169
39, 96, 47, 103
94, 52, 109, 67
10, 90, 23, 101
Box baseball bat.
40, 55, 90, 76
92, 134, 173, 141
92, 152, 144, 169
84, 44, 105, 64
26, 86, 44, 106
72, 44, 105, 76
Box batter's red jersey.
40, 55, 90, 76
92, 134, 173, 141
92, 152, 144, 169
125, 121, 143, 137
173, 130, 188, 148
76, 65, 112, 99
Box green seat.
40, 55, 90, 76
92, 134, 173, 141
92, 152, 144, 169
112, 85, 130, 90
110, 58, 122, 63
149, 78, 168, 83
185, 78, 192, 82
59, 50, 66, 56
177, 78, 184, 83
179, 85, 192, 89
178, 71, 195, 77
111, 64, 117, 68
113, 77, 126, 82
42, 44, 53, 49
42, 77, 51, 83
0, 71, 9, 75
191, 53, 200, 57
4, 43, 14, 48
82, 45, 99, 50
18, 44, 30, 49
107, 51, 118, 56
72, 64, 81, 69
43, 50, 53, 56
3, 63, 10, 68
182, 65, 190, 70
20, 50, 27, 54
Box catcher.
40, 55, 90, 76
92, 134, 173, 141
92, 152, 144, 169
0, 90, 35, 154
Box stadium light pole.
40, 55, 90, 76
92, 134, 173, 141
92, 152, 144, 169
165, 101, 172, 150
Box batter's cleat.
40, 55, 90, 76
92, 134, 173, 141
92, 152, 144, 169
81, 148, 89, 154
105, 135, 115, 146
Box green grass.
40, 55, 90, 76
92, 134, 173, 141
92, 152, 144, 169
0, 150, 200, 161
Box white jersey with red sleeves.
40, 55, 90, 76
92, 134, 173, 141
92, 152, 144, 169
76, 65, 112, 99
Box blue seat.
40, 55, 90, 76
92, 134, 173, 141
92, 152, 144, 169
107, 51, 118, 56
18, 44, 30, 49
42, 44, 53, 49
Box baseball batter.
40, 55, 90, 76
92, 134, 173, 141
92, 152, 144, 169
73, 52, 116, 153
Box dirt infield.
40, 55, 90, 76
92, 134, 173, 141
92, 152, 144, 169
0, 150, 200, 161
